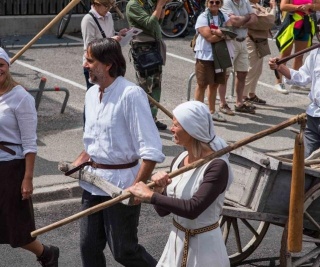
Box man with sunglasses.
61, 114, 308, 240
126, 0, 169, 130
81, 0, 128, 89
218, 0, 258, 115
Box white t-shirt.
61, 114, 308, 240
194, 11, 229, 61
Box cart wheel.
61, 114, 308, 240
220, 215, 270, 265
280, 183, 320, 267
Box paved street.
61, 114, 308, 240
0, 31, 317, 266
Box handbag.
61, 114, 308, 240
249, 36, 271, 58
131, 44, 163, 73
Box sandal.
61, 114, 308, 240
234, 104, 255, 114
219, 104, 235, 116
211, 111, 227, 122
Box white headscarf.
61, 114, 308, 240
0, 48, 10, 66
172, 101, 234, 188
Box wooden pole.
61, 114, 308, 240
147, 94, 173, 120
288, 125, 305, 252
10, 0, 81, 64
30, 113, 307, 237
276, 43, 320, 65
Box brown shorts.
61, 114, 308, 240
195, 59, 226, 86
0, 159, 36, 247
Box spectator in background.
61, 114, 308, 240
194, 0, 233, 122
81, 0, 128, 90
126, 0, 169, 130
274, 0, 316, 94
218, 0, 257, 116
0, 47, 59, 267
244, 0, 276, 105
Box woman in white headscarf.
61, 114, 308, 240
128, 101, 233, 267
0, 48, 59, 266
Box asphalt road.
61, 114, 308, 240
0, 31, 318, 266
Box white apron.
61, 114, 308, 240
157, 151, 230, 267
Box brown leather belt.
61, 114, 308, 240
173, 218, 219, 267
235, 37, 246, 42
65, 159, 139, 176
0, 142, 19, 155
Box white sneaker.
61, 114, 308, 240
211, 111, 227, 122
274, 83, 289, 94
290, 84, 310, 91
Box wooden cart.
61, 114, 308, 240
222, 146, 320, 267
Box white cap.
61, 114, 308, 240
0, 47, 10, 66
172, 101, 234, 188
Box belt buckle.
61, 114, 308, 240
91, 161, 97, 169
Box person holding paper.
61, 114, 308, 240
126, 0, 169, 130
81, 0, 128, 90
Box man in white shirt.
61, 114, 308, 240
72, 38, 165, 267
269, 50, 320, 157
218, 0, 257, 115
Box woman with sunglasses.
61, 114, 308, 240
193, 0, 233, 123
128, 101, 233, 267
81, 0, 128, 89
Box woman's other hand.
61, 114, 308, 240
118, 28, 128, 36
151, 171, 172, 193
21, 177, 33, 200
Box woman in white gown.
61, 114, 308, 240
128, 101, 233, 267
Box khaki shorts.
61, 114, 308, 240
232, 40, 249, 72
195, 59, 226, 86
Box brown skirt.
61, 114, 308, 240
0, 159, 36, 247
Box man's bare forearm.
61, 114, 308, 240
133, 159, 157, 184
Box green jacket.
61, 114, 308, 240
126, 0, 163, 40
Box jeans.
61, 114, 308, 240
80, 190, 157, 267
304, 114, 320, 158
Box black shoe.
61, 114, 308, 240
37, 245, 59, 267
155, 120, 167, 130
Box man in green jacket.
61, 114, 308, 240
126, 0, 169, 130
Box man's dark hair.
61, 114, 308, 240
87, 38, 126, 77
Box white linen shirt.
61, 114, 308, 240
194, 11, 230, 61
0, 85, 37, 161
284, 49, 320, 117
80, 76, 165, 195
81, 7, 115, 63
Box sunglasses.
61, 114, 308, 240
209, 0, 221, 5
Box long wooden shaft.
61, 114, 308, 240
288, 131, 305, 252
10, 0, 81, 64
276, 43, 320, 65
31, 113, 307, 237
147, 95, 173, 120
